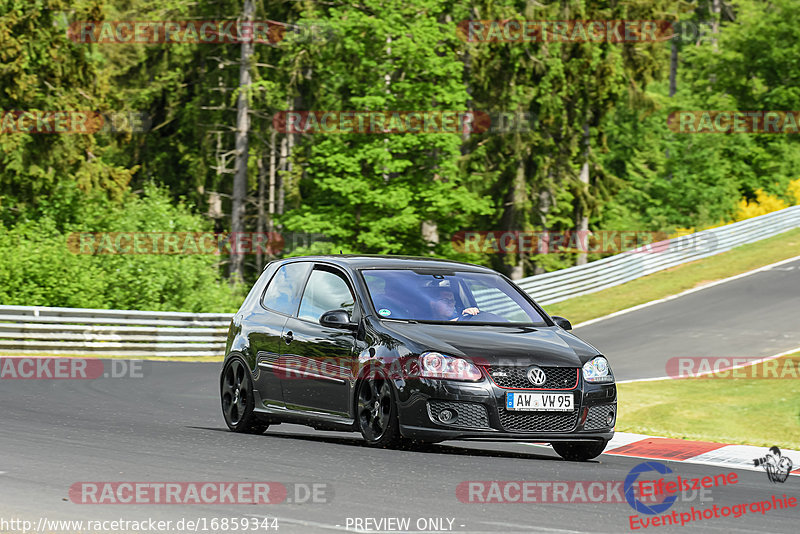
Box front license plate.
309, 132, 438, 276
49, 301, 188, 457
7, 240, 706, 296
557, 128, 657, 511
506, 392, 573, 411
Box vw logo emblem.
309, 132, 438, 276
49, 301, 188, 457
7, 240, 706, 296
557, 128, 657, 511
526, 366, 547, 386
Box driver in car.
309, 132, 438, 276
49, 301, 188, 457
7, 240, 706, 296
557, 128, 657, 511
429, 288, 479, 321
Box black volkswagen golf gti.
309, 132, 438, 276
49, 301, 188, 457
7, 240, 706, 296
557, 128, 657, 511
220, 255, 616, 461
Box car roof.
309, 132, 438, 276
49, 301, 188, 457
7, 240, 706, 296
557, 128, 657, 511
277, 255, 495, 273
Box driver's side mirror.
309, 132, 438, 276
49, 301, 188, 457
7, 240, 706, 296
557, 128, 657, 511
551, 316, 572, 331
319, 309, 358, 331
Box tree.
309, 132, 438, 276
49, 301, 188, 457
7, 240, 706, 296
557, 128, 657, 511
278, 0, 492, 257
0, 0, 135, 222
230, 0, 255, 282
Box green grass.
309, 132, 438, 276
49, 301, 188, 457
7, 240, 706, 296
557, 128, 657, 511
617, 353, 800, 450
545, 227, 800, 325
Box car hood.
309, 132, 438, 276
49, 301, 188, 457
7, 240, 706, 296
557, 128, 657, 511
378, 321, 601, 367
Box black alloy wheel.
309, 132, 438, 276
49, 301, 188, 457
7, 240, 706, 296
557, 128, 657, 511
221, 357, 268, 434
356, 375, 402, 447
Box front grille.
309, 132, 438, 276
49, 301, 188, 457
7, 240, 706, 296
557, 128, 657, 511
584, 404, 616, 431
485, 366, 579, 390
427, 401, 490, 429
498, 408, 579, 432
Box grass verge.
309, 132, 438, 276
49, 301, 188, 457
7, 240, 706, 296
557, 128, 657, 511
617, 352, 800, 450
544, 227, 800, 325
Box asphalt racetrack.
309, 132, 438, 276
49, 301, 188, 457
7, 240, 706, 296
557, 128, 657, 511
1, 259, 799, 533
575, 257, 800, 381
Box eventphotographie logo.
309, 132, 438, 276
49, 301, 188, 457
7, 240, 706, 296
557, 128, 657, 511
753, 447, 794, 483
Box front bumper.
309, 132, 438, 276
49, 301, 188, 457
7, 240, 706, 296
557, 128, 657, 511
393, 373, 616, 443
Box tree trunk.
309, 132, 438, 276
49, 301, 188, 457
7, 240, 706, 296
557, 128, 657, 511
669, 40, 678, 97
256, 155, 266, 272
710, 0, 721, 51
278, 134, 287, 217
575, 123, 590, 266
268, 130, 276, 234
229, 0, 255, 282
666, 40, 678, 179
421, 220, 439, 249
509, 157, 527, 280
534, 187, 551, 275
383, 34, 392, 182
287, 128, 294, 184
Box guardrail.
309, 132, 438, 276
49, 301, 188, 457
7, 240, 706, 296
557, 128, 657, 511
0, 306, 230, 358
516, 205, 800, 305
1, 206, 798, 357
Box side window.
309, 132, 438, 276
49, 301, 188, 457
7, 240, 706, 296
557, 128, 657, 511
261, 262, 311, 315
298, 268, 356, 323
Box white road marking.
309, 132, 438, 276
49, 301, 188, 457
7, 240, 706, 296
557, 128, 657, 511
572, 254, 800, 330
616, 344, 800, 384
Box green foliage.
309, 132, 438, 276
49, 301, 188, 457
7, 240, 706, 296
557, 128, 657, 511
278, 0, 493, 256
2, 0, 799, 311
0, 0, 136, 216
600, 0, 800, 232
0, 183, 243, 311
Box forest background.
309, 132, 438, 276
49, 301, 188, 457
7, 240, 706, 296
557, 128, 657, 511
2, 0, 799, 312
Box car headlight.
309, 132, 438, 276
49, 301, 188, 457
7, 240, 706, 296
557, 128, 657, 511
419, 352, 482, 381
582, 356, 613, 383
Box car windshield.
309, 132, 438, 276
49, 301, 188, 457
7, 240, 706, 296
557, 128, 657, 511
361, 269, 548, 325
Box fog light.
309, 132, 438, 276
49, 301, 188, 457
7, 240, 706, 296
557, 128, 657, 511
438, 409, 456, 423
606, 411, 615, 426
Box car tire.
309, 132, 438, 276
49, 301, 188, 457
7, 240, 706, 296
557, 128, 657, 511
221, 356, 268, 434
552, 440, 607, 461
356, 375, 402, 448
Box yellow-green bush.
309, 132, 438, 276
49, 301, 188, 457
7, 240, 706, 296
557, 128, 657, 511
672, 179, 800, 236
733, 188, 791, 222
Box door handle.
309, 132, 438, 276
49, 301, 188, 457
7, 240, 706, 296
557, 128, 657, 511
283, 331, 294, 345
